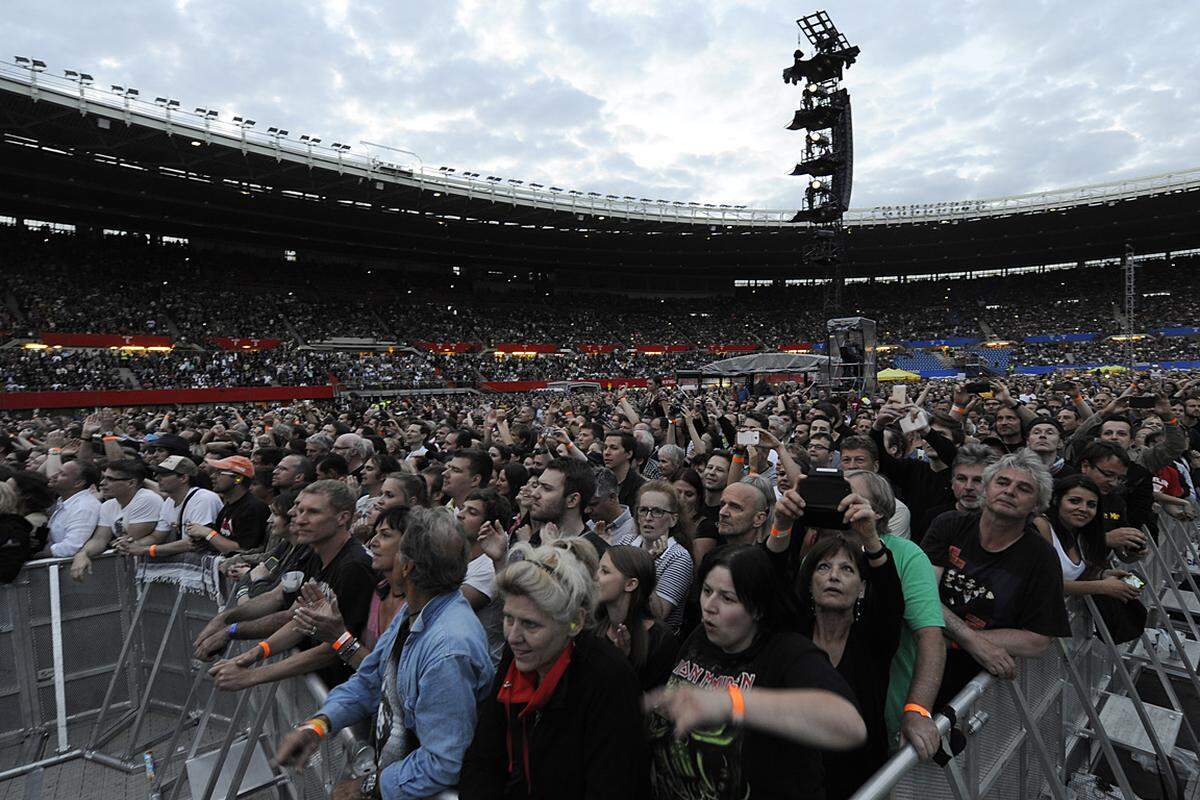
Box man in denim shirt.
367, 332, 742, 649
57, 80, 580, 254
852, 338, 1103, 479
275, 507, 494, 799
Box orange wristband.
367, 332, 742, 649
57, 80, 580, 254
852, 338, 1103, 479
102, 435, 118, 442
148, 545, 157, 558
769, 526, 789, 538
904, 703, 932, 718
257, 641, 271, 659
731, 455, 745, 464
728, 684, 745, 723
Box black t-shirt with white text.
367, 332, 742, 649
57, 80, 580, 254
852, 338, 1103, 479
206, 492, 270, 553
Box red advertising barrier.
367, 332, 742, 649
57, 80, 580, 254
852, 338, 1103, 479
210, 337, 285, 351
706, 344, 760, 354
493, 343, 559, 354
778, 343, 814, 352
414, 342, 482, 354
0, 385, 336, 410
40, 332, 175, 348
633, 344, 693, 353
576, 344, 620, 354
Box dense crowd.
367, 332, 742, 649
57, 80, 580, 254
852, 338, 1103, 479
2, 369, 1198, 799
5, 228, 1199, 353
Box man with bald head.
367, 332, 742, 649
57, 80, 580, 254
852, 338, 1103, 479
717, 480, 772, 545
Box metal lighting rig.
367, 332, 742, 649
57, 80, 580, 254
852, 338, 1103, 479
783, 11, 858, 311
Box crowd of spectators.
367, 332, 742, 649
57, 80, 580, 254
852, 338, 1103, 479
2, 370, 1197, 798
6, 228, 1200, 355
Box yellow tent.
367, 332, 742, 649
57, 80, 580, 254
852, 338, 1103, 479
877, 368, 920, 381
1092, 365, 1130, 374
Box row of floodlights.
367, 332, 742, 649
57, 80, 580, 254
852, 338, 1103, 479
14, 56, 356, 151
13, 55, 748, 208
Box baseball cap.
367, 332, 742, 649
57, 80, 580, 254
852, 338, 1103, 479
154, 455, 198, 477
144, 433, 191, 457
206, 455, 255, 478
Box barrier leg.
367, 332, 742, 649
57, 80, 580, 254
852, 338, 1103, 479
86, 576, 151, 748
196, 689, 252, 800
222, 681, 279, 800
1056, 638, 1138, 800
1086, 596, 1181, 799
1002, 680, 1068, 800
123, 589, 185, 759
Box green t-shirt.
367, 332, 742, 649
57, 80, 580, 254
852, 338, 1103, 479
882, 533, 945, 746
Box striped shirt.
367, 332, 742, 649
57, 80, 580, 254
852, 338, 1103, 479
612, 532, 694, 632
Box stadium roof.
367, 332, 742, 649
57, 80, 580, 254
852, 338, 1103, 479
2, 62, 1199, 280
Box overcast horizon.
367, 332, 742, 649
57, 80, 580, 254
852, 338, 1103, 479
6, 1, 1199, 210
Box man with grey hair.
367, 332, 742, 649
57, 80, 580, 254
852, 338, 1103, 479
632, 428, 662, 479
656, 444, 686, 483
332, 432, 373, 478
305, 432, 334, 461
921, 450, 1070, 704
275, 507, 494, 799
584, 467, 634, 545
916, 444, 997, 541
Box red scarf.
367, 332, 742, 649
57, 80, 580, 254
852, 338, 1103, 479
497, 642, 574, 792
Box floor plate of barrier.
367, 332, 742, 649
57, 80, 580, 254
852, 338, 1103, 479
1159, 589, 1200, 616
0, 709, 280, 800
1133, 637, 1200, 673
1096, 694, 1183, 757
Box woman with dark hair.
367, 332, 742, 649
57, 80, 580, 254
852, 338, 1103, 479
672, 467, 719, 565
646, 544, 866, 800
8, 470, 56, 552
355, 452, 401, 519
1033, 474, 1141, 600
595, 545, 680, 690
493, 461, 529, 508
796, 531, 904, 800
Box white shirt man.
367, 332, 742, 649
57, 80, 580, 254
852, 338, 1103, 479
45, 460, 102, 557
100, 488, 163, 541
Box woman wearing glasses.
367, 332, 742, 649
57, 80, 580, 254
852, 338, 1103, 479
614, 481, 694, 632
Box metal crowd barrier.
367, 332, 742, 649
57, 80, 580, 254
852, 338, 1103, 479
853, 506, 1200, 800
0, 552, 370, 800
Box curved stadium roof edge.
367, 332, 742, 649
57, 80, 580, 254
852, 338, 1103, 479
4, 60, 1200, 229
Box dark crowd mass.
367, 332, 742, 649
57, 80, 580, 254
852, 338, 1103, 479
3, 365, 1199, 799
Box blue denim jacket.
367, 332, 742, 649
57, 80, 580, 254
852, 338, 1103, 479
319, 590, 495, 800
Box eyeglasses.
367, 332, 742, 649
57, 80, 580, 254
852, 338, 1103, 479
100, 475, 135, 483
636, 506, 675, 519
807, 444, 830, 452
1092, 465, 1127, 485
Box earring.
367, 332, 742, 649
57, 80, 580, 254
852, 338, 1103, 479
569, 622, 578, 631
854, 596, 864, 622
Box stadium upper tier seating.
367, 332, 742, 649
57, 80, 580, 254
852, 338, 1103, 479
1, 226, 1198, 391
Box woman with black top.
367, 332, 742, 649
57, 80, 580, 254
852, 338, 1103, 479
646, 544, 866, 800
673, 467, 719, 566
798, 529, 904, 800
595, 545, 680, 690
1033, 474, 1143, 601
459, 542, 647, 800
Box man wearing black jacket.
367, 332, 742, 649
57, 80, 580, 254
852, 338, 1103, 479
870, 403, 962, 542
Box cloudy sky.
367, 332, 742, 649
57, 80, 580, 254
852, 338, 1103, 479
6, 1, 1199, 209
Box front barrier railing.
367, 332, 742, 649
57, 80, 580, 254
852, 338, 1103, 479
0, 553, 370, 799
853, 506, 1200, 800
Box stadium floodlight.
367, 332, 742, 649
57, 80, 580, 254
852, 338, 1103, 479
16, 56, 47, 71
195, 107, 219, 118
299, 134, 321, 143
64, 69, 93, 84
233, 116, 256, 127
